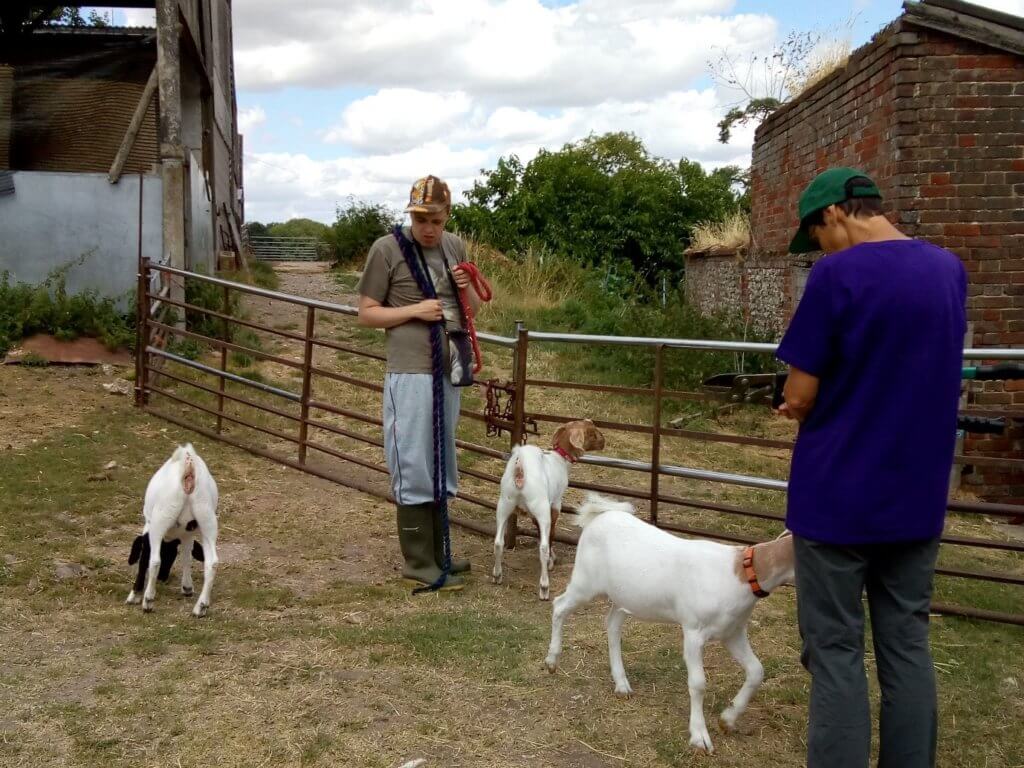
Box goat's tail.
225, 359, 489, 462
171, 443, 197, 495
575, 493, 635, 528
511, 446, 525, 489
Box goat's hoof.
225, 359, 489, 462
142, 599, 155, 612
491, 573, 503, 585
181, 585, 194, 597
614, 684, 634, 699
544, 658, 558, 673
689, 733, 714, 754
192, 603, 209, 618
125, 592, 141, 605
539, 587, 550, 601
718, 715, 737, 734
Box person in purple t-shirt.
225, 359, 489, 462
776, 168, 966, 768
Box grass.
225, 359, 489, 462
689, 212, 751, 252
220, 259, 281, 291
3, 261, 1023, 768
789, 38, 852, 97
465, 238, 774, 390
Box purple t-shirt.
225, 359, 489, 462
776, 239, 967, 545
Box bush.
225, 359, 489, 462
0, 266, 135, 357
328, 197, 401, 268
184, 272, 238, 343
248, 261, 280, 290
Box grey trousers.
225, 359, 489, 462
383, 373, 460, 505
794, 535, 940, 768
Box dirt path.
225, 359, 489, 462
247, 261, 359, 331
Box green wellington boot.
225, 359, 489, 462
396, 503, 464, 592
431, 502, 471, 574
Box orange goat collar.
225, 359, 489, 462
742, 546, 770, 598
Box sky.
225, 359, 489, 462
105, 0, 1024, 225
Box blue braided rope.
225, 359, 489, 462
392, 226, 452, 593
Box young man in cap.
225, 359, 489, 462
357, 175, 485, 592
776, 168, 966, 767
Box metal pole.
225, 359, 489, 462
506, 320, 529, 550
135, 257, 151, 407
650, 344, 665, 525
216, 284, 230, 434
298, 306, 316, 464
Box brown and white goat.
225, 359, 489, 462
492, 419, 605, 599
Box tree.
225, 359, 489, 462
244, 221, 269, 238
266, 218, 330, 241
450, 132, 743, 280
327, 198, 400, 267
0, 6, 110, 37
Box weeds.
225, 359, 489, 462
0, 259, 135, 356
690, 211, 751, 252
466, 239, 774, 388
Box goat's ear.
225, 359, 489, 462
128, 534, 145, 565
568, 426, 586, 451
551, 425, 566, 448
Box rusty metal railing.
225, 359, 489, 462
135, 260, 1024, 626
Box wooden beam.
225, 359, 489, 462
108, 66, 158, 184
156, 0, 186, 323
904, 1, 1024, 56
922, 0, 1024, 34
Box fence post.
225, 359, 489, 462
298, 306, 316, 464
134, 257, 151, 408
650, 344, 665, 526
506, 320, 529, 550
216, 284, 231, 434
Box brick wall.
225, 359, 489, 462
744, 18, 1024, 503
750, 22, 908, 267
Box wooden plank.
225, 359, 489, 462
109, 66, 158, 184
922, 0, 1024, 34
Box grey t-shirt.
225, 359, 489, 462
357, 228, 467, 373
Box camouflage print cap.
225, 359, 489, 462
404, 175, 451, 214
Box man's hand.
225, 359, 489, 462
410, 299, 444, 322
452, 266, 471, 290
777, 402, 799, 421
777, 366, 820, 424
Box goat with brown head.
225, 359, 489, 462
494, 419, 606, 599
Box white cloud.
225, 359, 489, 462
232, 0, 775, 108
243, 142, 492, 223
238, 106, 267, 135
325, 89, 475, 152
119, 8, 156, 27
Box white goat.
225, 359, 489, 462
545, 494, 794, 754
492, 420, 605, 600
126, 443, 219, 617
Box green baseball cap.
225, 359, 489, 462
789, 167, 883, 253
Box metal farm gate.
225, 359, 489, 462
135, 261, 1024, 626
